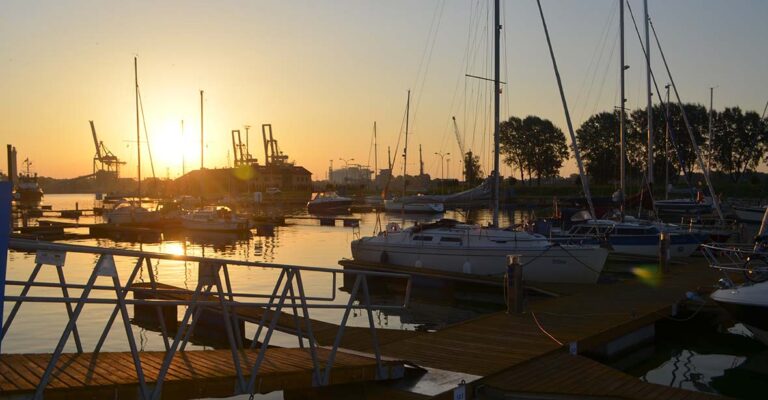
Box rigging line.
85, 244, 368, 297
575, 1, 618, 122
576, 2, 618, 123
367, 123, 375, 169
137, 87, 156, 179
762, 99, 768, 119
590, 33, 619, 118
411, 0, 446, 133
382, 99, 410, 197
649, 17, 724, 222
625, 2, 694, 197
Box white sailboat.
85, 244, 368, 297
106, 57, 160, 226
351, 0, 608, 284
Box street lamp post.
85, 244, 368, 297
434, 152, 450, 193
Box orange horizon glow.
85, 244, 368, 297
2, 1, 767, 182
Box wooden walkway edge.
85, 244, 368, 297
0, 348, 407, 399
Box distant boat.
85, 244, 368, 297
307, 191, 353, 214
181, 206, 250, 232
13, 158, 43, 204
553, 219, 706, 259
106, 201, 159, 226
654, 198, 713, 217
383, 198, 444, 214
733, 205, 767, 223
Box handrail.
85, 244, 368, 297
2, 238, 412, 399
9, 238, 409, 277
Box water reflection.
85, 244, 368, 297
627, 320, 768, 399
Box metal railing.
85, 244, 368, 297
1, 238, 412, 399
700, 242, 768, 286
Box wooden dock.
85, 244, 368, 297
319, 260, 729, 399
132, 282, 418, 348
0, 348, 408, 399
142, 259, 730, 399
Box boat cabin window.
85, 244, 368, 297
412, 235, 433, 241
439, 237, 462, 244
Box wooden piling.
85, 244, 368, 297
658, 232, 670, 274
506, 254, 524, 314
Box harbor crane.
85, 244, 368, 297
231, 129, 257, 166
90, 120, 125, 178
261, 124, 290, 166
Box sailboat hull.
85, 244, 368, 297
351, 240, 607, 284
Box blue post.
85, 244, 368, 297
0, 181, 12, 353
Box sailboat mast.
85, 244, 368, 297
492, 0, 501, 228
135, 57, 141, 202
620, 0, 626, 218
645, 0, 653, 185
403, 90, 411, 201
200, 90, 204, 170
181, 120, 185, 176
707, 87, 714, 172
665, 84, 670, 199
535, 0, 595, 219
373, 121, 378, 184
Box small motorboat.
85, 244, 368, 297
711, 279, 768, 345
181, 206, 251, 232
106, 201, 160, 226
307, 192, 353, 214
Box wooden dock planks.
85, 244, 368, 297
325, 259, 729, 399
0, 348, 407, 399
478, 351, 723, 400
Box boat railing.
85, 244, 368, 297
700, 243, 768, 285
1, 237, 412, 399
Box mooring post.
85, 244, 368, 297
506, 254, 524, 314
659, 232, 670, 274
0, 182, 10, 353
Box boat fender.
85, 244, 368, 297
414, 260, 423, 268
380, 251, 388, 264
462, 261, 472, 274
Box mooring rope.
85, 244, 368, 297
531, 311, 563, 346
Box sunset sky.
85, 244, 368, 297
1, 0, 767, 180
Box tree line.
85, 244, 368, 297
481, 104, 768, 186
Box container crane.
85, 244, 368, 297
261, 124, 290, 166
231, 129, 257, 166
90, 120, 125, 178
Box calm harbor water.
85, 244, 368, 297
4, 193, 768, 398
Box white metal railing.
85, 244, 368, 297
700, 242, 768, 285
2, 238, 412, 400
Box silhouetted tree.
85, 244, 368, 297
712, 107, 768, 182
628, 103, 708, 183
499, 117, 528, 182
463, 151, 483, 186
500, 116, 567, 185
575, 111, 642, 184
